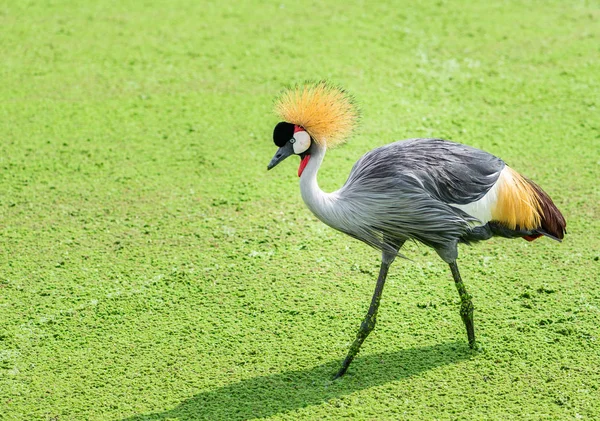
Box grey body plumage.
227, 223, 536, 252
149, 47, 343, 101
303, 138, 504, 262
269, 120, 565, 379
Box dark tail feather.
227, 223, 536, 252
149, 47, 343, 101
523, 234, 542, 242
527, 179, 566, 241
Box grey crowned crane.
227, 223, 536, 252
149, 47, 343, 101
267, 82, 566, 379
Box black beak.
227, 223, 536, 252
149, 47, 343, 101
267, 142, 295, 170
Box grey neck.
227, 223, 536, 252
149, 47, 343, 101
299, 143, 341, 229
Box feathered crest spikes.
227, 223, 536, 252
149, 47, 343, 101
274, 81, 359, 148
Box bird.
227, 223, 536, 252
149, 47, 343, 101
267, 81, 566, 379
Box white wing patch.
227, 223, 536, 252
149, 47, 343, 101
449, 173, 502, 226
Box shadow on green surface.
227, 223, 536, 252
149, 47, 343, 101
119, 342, 471, 421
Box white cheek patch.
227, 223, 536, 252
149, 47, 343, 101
292, 131, 311, 154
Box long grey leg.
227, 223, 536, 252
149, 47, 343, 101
449, 261, 475, 348
334, 241, 403, 379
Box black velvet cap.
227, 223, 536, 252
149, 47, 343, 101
273, 122, 294, 147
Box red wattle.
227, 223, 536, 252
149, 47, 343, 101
298, 155, 310, 177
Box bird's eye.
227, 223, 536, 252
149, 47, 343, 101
289, 138, 296, 144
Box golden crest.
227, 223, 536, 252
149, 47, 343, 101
274, 81, 359, 148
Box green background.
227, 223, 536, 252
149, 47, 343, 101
1, 0, 599, 419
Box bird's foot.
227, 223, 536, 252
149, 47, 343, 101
333, 367, 347, 380
332, 357, 352, 380
468, 339, 477, 350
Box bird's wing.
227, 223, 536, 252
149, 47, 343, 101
347, 138, 505, 205
334, 139, 506, 251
